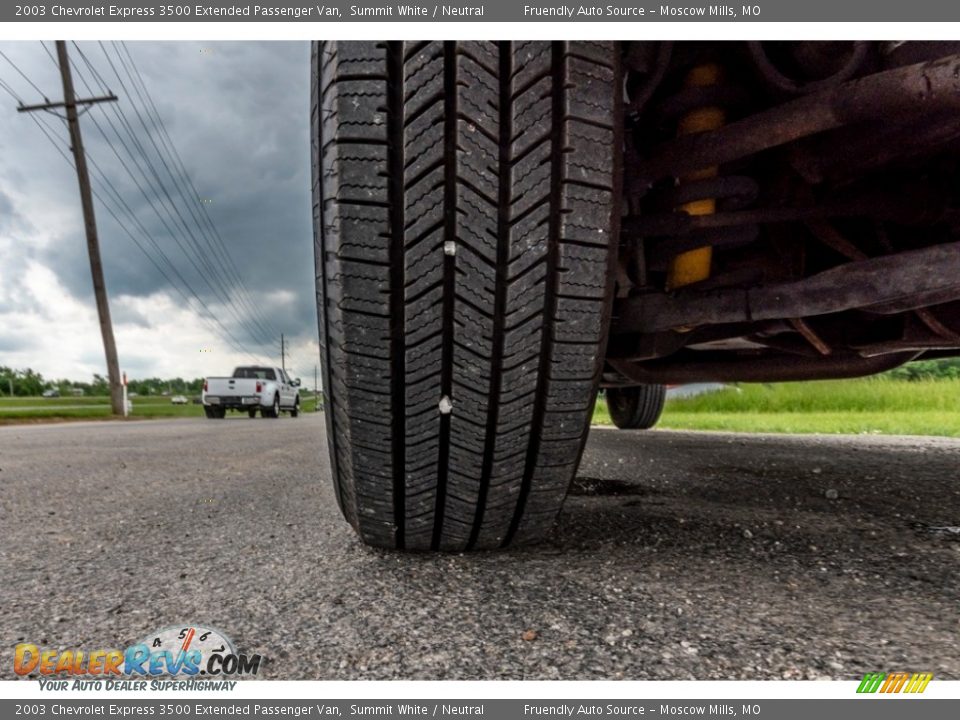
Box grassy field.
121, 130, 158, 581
4, 379, 958, 436
0, 395, 320, 422
594, 377, 960, 437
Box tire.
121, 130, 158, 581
263, 395, 280, 419
248, 408, 258, 419
291, 397, 300, 418
606, 385, 667, 430
313, 41, 620, 550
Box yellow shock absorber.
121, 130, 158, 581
667, 63, 725, 290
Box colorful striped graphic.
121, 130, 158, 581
857, 672, 933, 694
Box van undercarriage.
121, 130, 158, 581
608, 41, 960, 387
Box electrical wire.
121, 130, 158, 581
29, 110, 269, 365
5, 43, 315, 372
2, 59, 270, 366
0, 48, 49, 101
115, 41, 284, 346
67, 50, 272, 353
90, 42, 280, 348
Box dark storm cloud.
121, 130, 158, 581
110, 301, 152, 328
1, 41, 316, 354
0, 185, 46, 315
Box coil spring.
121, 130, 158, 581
653, 63, 759, 288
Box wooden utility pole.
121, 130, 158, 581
281, 334, 286, 373
18, 41, 123, 414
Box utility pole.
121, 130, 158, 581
18, 41, 123, 415
281, 334, 286, 373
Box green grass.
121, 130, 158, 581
594, 378, 960, 437
6, 378, 958, 436
0, 395, 320, 422
0, 396, 118, 407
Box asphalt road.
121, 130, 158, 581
2, 415, 958, 680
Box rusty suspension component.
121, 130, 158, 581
613, 240, 960, 335
607, 351, 918, 385
660, 63, 759, 289
631, 54, 960, 190
668, 63, 723, 289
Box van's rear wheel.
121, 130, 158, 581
312, 41, 620, 550
606, 385, 667, 430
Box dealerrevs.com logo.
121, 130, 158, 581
15, 625, 263, 689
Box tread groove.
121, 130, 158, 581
504, 41, 564, 548
388, 42, 407, 549
431, 41, 458, 550
466, 42, 512, 551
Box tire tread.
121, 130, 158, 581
313, 41, 618, 550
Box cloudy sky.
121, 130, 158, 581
0, 41, 318, 383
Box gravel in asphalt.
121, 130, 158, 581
1, 415, 957, 680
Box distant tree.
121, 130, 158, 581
0, 368, 224, 397
885, 358, 960, 381
90, 374, 109, 396
0, 366, 13, 396
17, 368, 45, 396
0, 366, 46, 396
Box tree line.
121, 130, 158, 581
885, 357, 960, 381
0, 366, 203, 397
2, 358, 958, 398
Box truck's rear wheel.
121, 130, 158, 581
312, 41, 620, 550
606, 385, 667, 430
263, 395, 280, 419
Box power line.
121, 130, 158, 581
4, 52, 270, 368
90, 42, 280, 349
115, 41, 283, 345
6, 44, 311, 373
82, 59, 253, 336
0, 74, 24, 104
29, 108, 268, 366
40, 41, 59, 71
104, 42, 310, 370
0, 48, 49, 101
66, 48, 271, 353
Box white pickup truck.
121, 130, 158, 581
202, 366, 301, 419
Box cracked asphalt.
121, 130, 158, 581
1, 414, 957, 680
